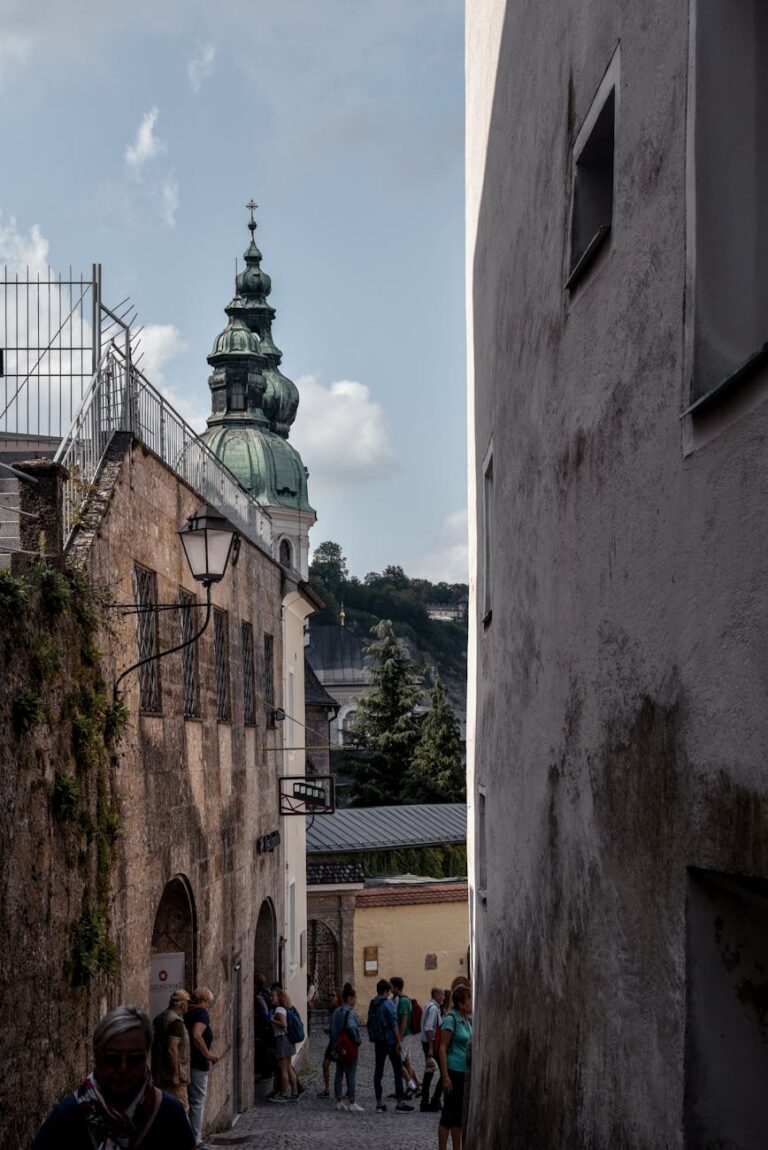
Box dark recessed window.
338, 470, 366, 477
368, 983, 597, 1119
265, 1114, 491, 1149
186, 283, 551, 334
133, 564, 161, 713
242, 621, 256, 727
179, 588, 200, 718
568, 87, 616, 288
279, 538, 293, 568
213, 608, 231, 722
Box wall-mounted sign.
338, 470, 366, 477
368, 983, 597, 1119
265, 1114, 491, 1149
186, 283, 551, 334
364, 945, 379, 976
255, 830, 281, 856
150, 951, 185, 1021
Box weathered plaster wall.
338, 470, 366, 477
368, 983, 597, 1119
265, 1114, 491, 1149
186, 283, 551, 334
87, 439, 287, 1131
467, 1, 768, 1146
353, 897, 469, 1011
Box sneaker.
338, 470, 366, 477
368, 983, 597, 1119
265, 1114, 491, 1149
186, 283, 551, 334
348, 1102, 365, 1112
376, 1103, 387, 1113
269, 1095, 288, 1104
395, 1103, 415, 1112
288, 1094, 300, 1102
336, 1100, 349, 1111
317, 1089, 331, 1098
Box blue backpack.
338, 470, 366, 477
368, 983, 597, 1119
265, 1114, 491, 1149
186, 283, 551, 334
286, 1005, 305, 1044
366, 995, 388, 1044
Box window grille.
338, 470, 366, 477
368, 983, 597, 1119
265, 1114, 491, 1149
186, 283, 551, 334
133, 564, 161, 713
242, 621, 256, 726
214, 608, 231, 722
264, 632, 275, 728
178, 588, 200, 718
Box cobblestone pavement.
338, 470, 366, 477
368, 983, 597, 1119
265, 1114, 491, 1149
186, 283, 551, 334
207, 1032, 439, 1150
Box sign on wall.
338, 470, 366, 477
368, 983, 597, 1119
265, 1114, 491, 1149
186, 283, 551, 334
150, 951, 186, 1021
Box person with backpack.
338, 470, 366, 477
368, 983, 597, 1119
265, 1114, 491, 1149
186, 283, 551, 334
268, 987, 301, 1103
329, 983, 364, 1111
367, 979, 414, 1114
438, 984, 473, 1150
390, 976, 421, 1099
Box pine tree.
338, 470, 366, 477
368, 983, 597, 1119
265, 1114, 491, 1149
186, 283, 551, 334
403, 674, 465, 803
346, 620, 423, 806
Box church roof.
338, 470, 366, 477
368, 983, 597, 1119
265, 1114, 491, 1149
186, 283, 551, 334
306, 624, 368, 684
199, 202, 314, 514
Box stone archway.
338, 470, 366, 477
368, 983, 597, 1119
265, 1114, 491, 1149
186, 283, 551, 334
254, 899, 277, 1084
150, 875, 196, 1018
308, 919, 340, 1008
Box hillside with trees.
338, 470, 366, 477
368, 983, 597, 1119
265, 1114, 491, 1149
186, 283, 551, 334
308, 541, 468, 720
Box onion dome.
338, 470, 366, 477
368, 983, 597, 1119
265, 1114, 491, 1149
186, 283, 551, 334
198, 201, 314, 514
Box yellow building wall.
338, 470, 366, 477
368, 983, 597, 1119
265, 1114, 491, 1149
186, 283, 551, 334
353, 898, 470, 1011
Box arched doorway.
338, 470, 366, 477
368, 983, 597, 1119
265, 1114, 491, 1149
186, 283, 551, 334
308, 919, 340, 1008
150, 876, 196, 1020
254, 899, 277, 1084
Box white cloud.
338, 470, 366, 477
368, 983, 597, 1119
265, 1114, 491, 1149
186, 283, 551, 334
159, 174, 179, 228
125, 107, 165, 177
291, 373, 396, 487
136, 323, 186, 387
0, 213, 49, 274
188, 42, 216, 92
0, 32, 31, 90
411, 508, 468, 583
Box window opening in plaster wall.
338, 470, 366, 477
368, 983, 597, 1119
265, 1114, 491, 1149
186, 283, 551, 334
685, 868, 768, 1142
241, 621, 256, 726
279, 538, 293, 567
264, 633, 275, 728
179, 588, 200, 718
689, 0, 768, 408
567, 86, 615, 289
133, 564, 161, 713
213, 608, 231, 722
340, 709, 357, 746
482, 451, 494, 624
477, 789, 488, 898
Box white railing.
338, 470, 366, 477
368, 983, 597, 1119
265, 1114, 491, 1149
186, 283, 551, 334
54, 343, 273, 553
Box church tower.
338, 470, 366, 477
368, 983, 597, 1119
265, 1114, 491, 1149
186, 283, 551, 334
200, 202, 316, 576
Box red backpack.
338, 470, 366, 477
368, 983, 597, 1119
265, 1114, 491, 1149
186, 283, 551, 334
410, 997, 423, 1033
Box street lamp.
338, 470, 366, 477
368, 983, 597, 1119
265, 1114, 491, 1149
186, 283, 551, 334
113, 506, 239, 699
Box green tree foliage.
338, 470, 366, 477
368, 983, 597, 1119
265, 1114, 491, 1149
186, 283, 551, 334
347, 620, 423, 806
404, 675, 466, 803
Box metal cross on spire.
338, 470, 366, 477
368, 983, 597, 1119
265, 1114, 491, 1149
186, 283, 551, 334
246, 199, 258, 231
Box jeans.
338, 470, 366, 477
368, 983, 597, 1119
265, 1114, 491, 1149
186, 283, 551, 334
334, 1056, 358, 1101
188, 1068, 209, 1144
373, 1041, 404, 1103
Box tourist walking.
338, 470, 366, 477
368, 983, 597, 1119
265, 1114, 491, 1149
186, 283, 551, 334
317, 986, 341, 1097
390, 975, 421, 1097
420, 985, 444, 1112
438, 984, 473, 1150
32, 1004, 194, 1148
152, 989, 191, 1113
185, 987, 219, 1147
269, 986, 300, 1103
330, 983, 363, 1111
367, 978, 413, 1114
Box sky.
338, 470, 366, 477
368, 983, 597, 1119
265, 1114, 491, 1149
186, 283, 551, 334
0, 0, 467, 583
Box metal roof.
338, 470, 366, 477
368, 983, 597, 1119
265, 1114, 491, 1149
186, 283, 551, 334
306, 803, 467, 854
306, 625, 369, 684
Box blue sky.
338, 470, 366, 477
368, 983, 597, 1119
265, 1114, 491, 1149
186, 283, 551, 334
0, 0, 466, 581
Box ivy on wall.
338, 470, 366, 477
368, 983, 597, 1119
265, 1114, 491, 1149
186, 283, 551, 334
0, 565, 126, 984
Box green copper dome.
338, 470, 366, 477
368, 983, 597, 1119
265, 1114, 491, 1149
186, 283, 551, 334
199, 204, 314, 515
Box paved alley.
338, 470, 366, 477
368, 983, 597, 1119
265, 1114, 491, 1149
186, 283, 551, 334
207, 1032, 440, 1150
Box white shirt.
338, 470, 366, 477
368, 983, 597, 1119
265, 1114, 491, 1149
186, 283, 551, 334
420, 998, 441, 1044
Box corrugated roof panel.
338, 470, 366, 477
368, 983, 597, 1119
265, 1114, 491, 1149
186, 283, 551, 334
306, 803, 467, 853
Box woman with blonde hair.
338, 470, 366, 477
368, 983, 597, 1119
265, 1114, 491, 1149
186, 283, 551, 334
269, 987, 300, 1103
185, 987, 219, 1146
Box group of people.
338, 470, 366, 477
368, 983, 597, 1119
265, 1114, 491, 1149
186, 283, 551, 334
316, 974, 472, 1149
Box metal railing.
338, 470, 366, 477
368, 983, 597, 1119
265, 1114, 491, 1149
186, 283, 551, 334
55, 342, 273, 553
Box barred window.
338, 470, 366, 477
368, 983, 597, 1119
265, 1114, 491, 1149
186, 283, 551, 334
264, 632, 275, 728
133, 565, 161, 713
214, 608, 231, 722
178, 588, 200, 718
242, 622, 256, 726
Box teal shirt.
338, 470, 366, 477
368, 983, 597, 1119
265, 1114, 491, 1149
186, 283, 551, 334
442, 1009, 472, 1073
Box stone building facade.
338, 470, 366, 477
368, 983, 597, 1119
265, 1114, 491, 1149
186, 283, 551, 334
467, 2, 768, 1147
